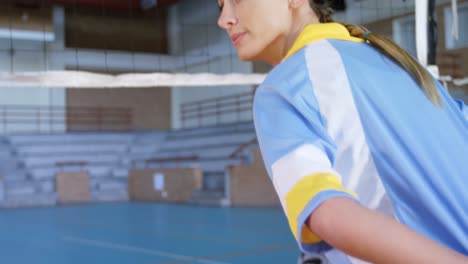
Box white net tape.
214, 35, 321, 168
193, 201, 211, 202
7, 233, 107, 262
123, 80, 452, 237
440, 76, 468, 87
0, 71, 267, 88
0, 71, 465, 88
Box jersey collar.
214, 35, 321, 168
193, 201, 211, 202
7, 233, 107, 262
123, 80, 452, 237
283, 22, 364, 60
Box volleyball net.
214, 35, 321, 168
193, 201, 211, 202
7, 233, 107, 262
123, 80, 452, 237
0, 0, 465, 89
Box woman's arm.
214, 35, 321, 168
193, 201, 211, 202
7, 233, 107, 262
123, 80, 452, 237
307, 197, 467, 264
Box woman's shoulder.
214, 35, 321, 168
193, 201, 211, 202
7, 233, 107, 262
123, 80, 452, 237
260, 48, 312, 94
264, 39, 366, 86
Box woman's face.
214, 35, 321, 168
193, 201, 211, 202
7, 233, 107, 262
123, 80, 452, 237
217, 0, 291, 62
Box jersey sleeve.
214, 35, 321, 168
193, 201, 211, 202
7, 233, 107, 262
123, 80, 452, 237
253, 85, 358, 254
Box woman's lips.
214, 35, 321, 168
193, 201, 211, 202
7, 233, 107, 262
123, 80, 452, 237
231, 32, 246, 46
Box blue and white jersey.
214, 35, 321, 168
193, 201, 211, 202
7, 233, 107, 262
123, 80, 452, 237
253, 23, 468, 263
455, 99, 468, 120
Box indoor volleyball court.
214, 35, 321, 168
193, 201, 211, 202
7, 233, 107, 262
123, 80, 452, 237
0, 0, 466, 263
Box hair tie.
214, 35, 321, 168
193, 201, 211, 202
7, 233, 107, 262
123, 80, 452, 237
363, 31, 372, 42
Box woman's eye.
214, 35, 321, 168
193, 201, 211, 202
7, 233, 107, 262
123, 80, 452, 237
218, 1, 224, 12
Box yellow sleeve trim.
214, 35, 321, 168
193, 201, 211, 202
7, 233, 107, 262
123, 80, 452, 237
284, 173, 357, 244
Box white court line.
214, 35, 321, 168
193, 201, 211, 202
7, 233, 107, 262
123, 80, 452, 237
63, 236, 229, 264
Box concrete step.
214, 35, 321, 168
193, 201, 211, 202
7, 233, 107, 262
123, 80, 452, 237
90, 178, 127, 192
16, 144, 128, 155
127, 156, 243, 174
130, 159, 200, 170
28, 168, 60, 180
2, 169, 29, 182
1, 193, 57, 208
161, 133, 255, 150
0, 181, 4, 202
91, 189, 129, 202
167, 122, 254, 139
132, 132, 167, 144
23, 154, 120, 167
128, 145, 161, 155
112, 167, 129, 178
8, 133, 134, 145
130, 147, 244, 161
29, 165, 115, 180
187, 146, 240, 157
0, 150, 14, 157
199, 158, 243, 172
0, 160, 24, 171
5, 180, 54, 195
190, 190, 229, 207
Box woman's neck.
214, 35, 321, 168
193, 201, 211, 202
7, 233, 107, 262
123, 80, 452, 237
269, 11, 320, 66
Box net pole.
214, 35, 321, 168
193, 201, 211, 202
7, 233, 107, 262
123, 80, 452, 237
451, 0, 459, 40
415, 0, 429, 67
428, 0, 437, 65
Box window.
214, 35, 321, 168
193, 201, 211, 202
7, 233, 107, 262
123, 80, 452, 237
393, 16, 417, 57
445, 2, 468, 49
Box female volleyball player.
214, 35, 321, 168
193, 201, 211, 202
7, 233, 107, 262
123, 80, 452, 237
217, 0, 467, 263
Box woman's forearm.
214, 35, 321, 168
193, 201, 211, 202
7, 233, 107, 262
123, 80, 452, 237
307, 197, 467, 264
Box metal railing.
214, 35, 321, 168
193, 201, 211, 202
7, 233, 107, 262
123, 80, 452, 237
0, 105, 132, 134
180, 92, 254, 128
131, 155, 200, 169
55, 161, 89, 172
229, 138, 258, 159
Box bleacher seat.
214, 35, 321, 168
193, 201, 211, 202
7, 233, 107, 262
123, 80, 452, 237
0, 122, 258, 208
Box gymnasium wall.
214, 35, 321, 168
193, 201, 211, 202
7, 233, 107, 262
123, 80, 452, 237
64, 6, 168, 54
229, 147, 280, 207
66, 87, 172, 130
62, 5, 172, 131
128, 168, 203, 203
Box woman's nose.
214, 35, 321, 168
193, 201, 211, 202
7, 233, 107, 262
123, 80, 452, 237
217, 6, 238, 30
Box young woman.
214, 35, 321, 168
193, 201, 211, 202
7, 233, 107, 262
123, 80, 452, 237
217, 0, 467, 263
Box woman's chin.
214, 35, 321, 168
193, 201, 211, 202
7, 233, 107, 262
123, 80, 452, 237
236, 46, 269, 63
237, 51, 257, 62
235, 46, 259, 61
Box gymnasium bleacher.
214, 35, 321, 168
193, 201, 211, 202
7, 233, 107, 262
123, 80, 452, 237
0, 121, 258, 208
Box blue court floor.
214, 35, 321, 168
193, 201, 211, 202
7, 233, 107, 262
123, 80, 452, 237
0, 203, 300, 263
